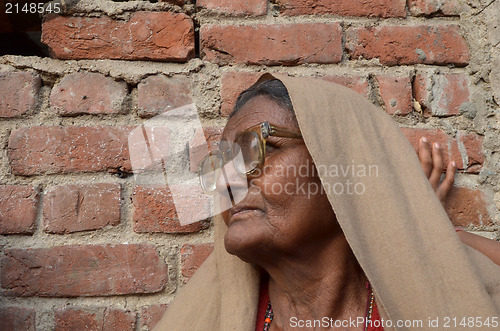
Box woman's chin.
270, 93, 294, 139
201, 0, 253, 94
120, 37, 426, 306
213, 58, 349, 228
223, 224, 267, 262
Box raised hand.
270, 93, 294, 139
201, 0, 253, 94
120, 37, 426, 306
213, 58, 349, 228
418, 136, 456, 206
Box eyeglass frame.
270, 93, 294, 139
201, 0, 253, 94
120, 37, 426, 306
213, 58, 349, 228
197, 121, 303, 192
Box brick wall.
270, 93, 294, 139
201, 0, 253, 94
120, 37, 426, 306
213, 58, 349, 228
1, 0, 499, 329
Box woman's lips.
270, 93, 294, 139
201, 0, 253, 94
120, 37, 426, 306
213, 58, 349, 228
229, 206, 262, 223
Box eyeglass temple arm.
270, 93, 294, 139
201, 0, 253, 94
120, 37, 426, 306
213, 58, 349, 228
268, 124, 302, 139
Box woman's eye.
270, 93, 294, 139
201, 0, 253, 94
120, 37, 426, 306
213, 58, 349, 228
265, 143, 277, 153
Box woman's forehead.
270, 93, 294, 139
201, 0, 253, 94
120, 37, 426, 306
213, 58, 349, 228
222, 96, 297, 140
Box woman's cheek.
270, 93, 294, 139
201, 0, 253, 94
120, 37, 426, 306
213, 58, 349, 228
256, 156, 302, 200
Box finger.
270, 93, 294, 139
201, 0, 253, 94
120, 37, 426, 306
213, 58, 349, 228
436, 161, 456, 202
429, 142, 444, 190
418, 137, 433, 178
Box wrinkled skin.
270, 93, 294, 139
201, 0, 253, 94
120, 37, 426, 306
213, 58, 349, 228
218, 95, 341, 264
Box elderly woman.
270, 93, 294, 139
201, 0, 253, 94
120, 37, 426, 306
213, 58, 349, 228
154, 74, 500, 330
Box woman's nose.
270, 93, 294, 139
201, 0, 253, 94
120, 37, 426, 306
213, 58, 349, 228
215, 160, 249, 208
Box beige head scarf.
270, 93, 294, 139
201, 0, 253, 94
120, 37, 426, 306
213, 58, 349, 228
154, 73, 500, 331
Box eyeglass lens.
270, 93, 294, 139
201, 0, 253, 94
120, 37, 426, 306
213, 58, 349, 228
200, 131, 261, 193
233, 131, 261, 174
200, 154, 223, 193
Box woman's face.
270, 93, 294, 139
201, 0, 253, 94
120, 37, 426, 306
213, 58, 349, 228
218, 95, 339, 262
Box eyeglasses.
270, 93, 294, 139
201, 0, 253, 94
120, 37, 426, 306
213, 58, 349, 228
198, 122, 303, 194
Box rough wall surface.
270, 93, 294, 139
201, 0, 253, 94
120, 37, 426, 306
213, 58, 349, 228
1, 0, 499, 329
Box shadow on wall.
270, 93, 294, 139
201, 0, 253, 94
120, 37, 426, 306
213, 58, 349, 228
0, 0, 81, 57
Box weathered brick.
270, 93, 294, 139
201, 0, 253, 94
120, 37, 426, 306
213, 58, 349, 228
42, 12, 195, 61
400, 128, 484, 173
321, 75, 370, 98
346, 25, 470, 66
137, 75, 193, 118
43, 183, 121, 234
181, 243, 214, 280
412, 74, 431, 116
189, 127, 224, 172
50, 72, 128, 115
8, 126, 133, 175
198, 0, 267, 16
55, 307, 136, 331
444, 187, 492, 226
0, 185, 38, 235
408, 0, 465, 16
132, 185, 210, 233
0, 72, 41, 118
201, 23, 343, 65
140, 304, 168, 330
128, 125, 172, 176
0, 244, 167, 297
221, 72, 262, 117
375, 75, 413, 115
0, 307, 36, 331
458, 132, 484, 173
277, 0, 406, 17
413, 73, 470, 116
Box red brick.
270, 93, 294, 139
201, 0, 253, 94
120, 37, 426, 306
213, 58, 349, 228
413, 73, 470, 116
43, 184, 120, 234
221, 72, 262, 117
375, 75, 413, 115
0, 244, 167, 297
408, 0, 465, 16
400, 128, 484, 173
132, 185, 210, 233
181, 243, 214, 280
128, 125, 172, 176
55, 306, 135, 331
189, 127, 224, 171
458, 132, 484, 173
412, 74, 430, 116
0, 72, 41, 118
8, 126, 133, 175
50, 72, 127, 115
198, 0, 267, 16
137, 75, 193, 118
277, 0, 406, 17
444, 187, 492, 226
201, 23, 343, 65
140, 304, 168, 330
41, 12, 195, 61
0, 185, 38, 235
321, 75, 370, 98
0, 307, 36, 331
346, 25, 470, 66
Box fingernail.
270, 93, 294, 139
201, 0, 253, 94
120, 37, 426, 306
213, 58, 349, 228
452, 161, 456, 168
434, 143, 440, 149
421, 137, 428, 143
